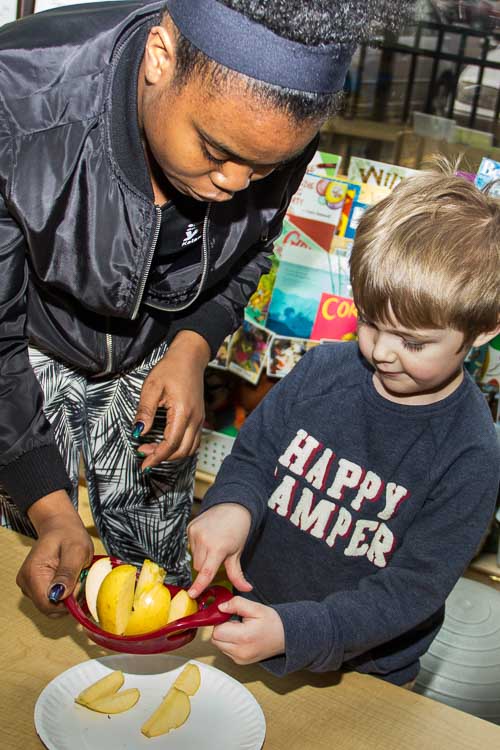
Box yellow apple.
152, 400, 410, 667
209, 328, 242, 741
123, 582, 171, 636
141, 686, 191, 738
75, 670, 124, 707
167, 590, 198, 624
173, 663, 201, 697
84, 556, 112, 623
80, 688, 140, 714
96, 564, 136, 635
134, 559, 166, 605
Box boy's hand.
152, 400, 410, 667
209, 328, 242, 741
187, 504, 253, 598
212, 597, 285, 664
133, 331, 210, 469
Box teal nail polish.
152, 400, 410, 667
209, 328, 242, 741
132, 421, 145, 439
142, 466, 152, 475
137, 451, 146, 458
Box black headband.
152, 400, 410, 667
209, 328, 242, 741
164, 0, 354, 94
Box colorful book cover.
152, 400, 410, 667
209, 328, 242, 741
267, 336, 319, 378
266, 244, 351, 339
245, 253, 280, 325
331, 177, 362, 239
307, 149, 342, 178
227, 319, 272, 385
310, 293, 358, 341
276, 217, 332, 256
287, 172, 348, 250
347, 181, 392, 236
347, 157, 419, 191
209, 334, 232, 370
474, 157, 500, 198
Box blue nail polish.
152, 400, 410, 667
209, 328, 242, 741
132, 421, 145, 439
48, 583, 66, 603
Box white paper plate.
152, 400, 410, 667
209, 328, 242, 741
34, 654, 266, 749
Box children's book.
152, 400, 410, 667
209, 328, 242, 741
307, 150, 342, 178
209, 334, 232, 370
310, 293, 358, 341
227, 319, 272, 385
287, 172, 360, 250
267, 336, 319, 378
266, 244, 351, 339
245, 254, 280, 326
347, 157, 418, 191
474, 157, 500, 198
277, 217, 332, 255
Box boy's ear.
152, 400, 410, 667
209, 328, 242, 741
471, 321, 500, 349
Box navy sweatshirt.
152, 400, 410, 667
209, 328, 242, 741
201, 343, 500, 685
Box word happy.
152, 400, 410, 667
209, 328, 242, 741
269, 430, 410, 568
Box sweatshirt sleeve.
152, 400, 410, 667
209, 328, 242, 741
0, 123, 72, 511
167, 137, 319, 358
265, 443, 499, 676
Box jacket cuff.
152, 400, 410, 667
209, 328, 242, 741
0, 444, 73, 513
168, 301, 236, 359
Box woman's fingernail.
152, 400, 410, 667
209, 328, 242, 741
132, 421, 145, 439
137, 451, 146, 458
142, 466, 152, 475
48, 583, 66, 603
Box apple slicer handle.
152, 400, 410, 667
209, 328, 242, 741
165, 585, 234, 633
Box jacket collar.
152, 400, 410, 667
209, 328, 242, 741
109, 14, 157, 201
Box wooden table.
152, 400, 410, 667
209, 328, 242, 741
1, 526, 500, 750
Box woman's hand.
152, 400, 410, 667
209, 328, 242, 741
212, 597, 285, 665
17, 490, 94, 616
133, 331, 211, 470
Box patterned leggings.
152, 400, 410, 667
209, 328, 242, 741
0, 343, 196, 587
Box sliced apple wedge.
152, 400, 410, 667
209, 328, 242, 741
141, 686, 191, 738
84, 556, 112, 622
173, 663, 201, 697
124, 582, 171, 636
96, 564, 136, 635
75, 670, 124, 707
81, 688, 140, 714
167, 589, 198, 624
134, 559, 166, 605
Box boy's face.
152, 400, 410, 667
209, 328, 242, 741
357, 314, 471, 405
138, 25, 321, 203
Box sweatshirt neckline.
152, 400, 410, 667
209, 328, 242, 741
361, 358, 471, 418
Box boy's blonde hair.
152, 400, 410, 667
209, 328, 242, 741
350, 169, 500, 345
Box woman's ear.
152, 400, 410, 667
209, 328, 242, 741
143, 22, 177, 86
471, 321, 500, 349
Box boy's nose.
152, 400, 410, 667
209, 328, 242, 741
210, 162, 253, 193
372, 334, 397, 364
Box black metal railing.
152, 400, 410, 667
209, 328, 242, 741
344, 20, 500, 142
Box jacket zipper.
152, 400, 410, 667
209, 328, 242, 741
131, 205, 162, 320
104, 332, 113, 375
140, 203, 212, 314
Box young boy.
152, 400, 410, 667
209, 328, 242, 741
187, 170, 500, 686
